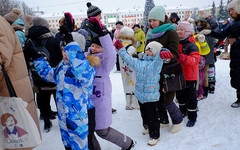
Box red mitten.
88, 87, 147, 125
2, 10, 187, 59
178, 53, 187, 62
160, 51, 173, 59
114, 40, 123, 50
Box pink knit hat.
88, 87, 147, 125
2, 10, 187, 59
178, 21, 192, 40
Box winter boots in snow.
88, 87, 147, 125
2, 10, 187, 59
203, 86, 209, 99
231, 99, 240, 108
122, 140, 136, 150
125, 94, 139, 110
148, 138, 160, 146
142, 128, 149, 135
160, 118, 170, 128
170, 120, 184, 133
231, 90, 240, 108
186, 120, 197, 127
112, 108, 117, 114
44, 117, 52, 132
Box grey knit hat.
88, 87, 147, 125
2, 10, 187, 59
32, 16, 50, 28
86, 2, 101, 18
72, 32, 86, 52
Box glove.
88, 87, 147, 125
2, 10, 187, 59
160, 51, 173, 59
60, 25, 73, 46
88, 17, 106, 36
60, 13, 74, 46
196, 34, 205, 43
200, 29, 211, 35
114, 40, 123, 50
64, 12, 74, 32
177, 53, 187, 62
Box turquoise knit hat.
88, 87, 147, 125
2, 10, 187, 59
148, 6, 165, 22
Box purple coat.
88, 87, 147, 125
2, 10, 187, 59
85, 34, 116, 130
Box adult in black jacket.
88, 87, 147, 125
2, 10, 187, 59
24, 18, 63, 132
80, 2, 109, 52
201, 0, 240, 108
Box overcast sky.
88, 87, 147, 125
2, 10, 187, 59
22, 0, 228, 15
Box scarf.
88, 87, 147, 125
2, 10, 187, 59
146, 23, 176, 40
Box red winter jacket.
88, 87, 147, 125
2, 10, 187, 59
179, 36, 200, 81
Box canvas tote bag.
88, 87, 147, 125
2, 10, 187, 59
0, 65, 41, 150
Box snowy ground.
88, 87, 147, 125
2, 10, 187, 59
34, 57, 240, 150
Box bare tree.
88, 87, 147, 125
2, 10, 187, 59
0, 0, 35, 19
0, 0, 11, 16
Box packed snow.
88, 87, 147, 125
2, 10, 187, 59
34, 56, 240, 150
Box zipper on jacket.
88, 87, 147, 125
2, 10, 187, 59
72, 104, 83, 122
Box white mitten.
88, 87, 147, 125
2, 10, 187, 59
200, 29, 211, 35
197, 34, 205, 43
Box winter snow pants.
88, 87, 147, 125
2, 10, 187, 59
176, 81, 198, 121
138, 101, 160, 139
88, 108, 101, 150
36, 89, 56, 119
158, 87, 183, 124
95, 127, 132, 149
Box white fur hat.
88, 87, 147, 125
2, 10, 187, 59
72, 32, 86, 52
145, 41, 163, 56
228, 0, 240, 14
119, 27, 134, 37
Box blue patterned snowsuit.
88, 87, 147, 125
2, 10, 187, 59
117, 47, 165, 104
33, 42, 95, 150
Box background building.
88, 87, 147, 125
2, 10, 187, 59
43, 6, 203, 31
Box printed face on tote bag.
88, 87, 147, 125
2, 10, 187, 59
1, 113, 28, 138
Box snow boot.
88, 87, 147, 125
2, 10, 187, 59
170, 120, 184, 133
186, 120, 197, 127
231, 99, 240, 108
112, 108, 117, 114
122, 140, 136, 150
131, 95, 140, 110
231, 90, 240, 108
208, 82, 215, 94
160, 118, 169, 128
142, 127, 149, 135
148, 138, 160, 146
203, 86, 209, 99
44, 118, 52, 132
125, 94, 133, 110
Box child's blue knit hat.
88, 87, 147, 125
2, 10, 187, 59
148, 6, 165, 23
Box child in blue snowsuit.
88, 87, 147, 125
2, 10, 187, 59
115, 40, 173, 146
33, 40, 97, 150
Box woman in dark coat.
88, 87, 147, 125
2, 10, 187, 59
201, 0, 240, 108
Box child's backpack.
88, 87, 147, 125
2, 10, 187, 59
24, 39, 55, 89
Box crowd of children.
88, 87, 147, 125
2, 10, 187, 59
2, 0, 240, 149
